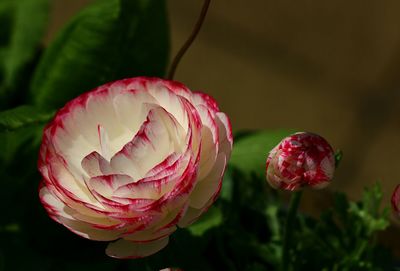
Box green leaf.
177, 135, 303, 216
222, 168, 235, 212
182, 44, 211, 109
220, 167, 234, 201
0, 0, 49, 106
230, 130, 292, 176
0, 1, 14, 48
0, 105, 54, 132
187, 206, 223, 236
30, 0, 169, 109
291, 183, 393, 270
348, 183, 390, 235
0, 126, 40, 166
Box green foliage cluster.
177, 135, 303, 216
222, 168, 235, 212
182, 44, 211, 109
0, 1, 396, 270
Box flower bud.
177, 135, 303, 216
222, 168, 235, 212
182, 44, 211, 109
391, 184, 400, 215
266, 132, 335, 191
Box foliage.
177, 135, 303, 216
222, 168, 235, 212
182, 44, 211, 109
0, 105, 54, 132
0, 0, 49, 109
123, 169, 393, 270
0, 0, 397, 270
30, 0, 169, 109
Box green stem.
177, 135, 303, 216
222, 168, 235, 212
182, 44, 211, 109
281, 191, 303, 271
167, 0, 211, 80
353, 239, 368, 260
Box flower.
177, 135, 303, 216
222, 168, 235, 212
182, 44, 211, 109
391, 184, 400, 215
265, 132, 335, 191
38, 77, 232, 258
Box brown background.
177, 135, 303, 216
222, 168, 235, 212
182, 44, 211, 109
46, 1, 400, 224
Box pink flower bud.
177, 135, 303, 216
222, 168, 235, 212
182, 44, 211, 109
265, 132, 335, 191
391, 184, 400, 215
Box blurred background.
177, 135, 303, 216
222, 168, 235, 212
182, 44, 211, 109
47, 0, 400, 221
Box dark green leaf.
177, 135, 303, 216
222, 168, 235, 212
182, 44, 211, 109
187, 206, 223, 236
348, 184, 390, 235
220, 167, 234, 201
30, 0, 169, 109
230, 130, 292, 176
0, 105, 54, 132
0, 125, 42, 166
0, 0, 49, 106
0, 1, 14, 48
291, 183, 393, 270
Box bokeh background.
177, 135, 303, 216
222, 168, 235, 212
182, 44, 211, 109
47, 0, 400, 224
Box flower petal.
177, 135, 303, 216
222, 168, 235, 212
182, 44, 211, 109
81, 151, 113, 177
40, 185, 121, 241
113, 153, 191, 200
48, 156, 101, 207
106, 237, 169, 259
187, 153, 226, 209
111, 86, 158, 133
110, 107, 185, 180
88, 174, 133, 199
216, 112, 233, 158
196, 105, 219, 180
126, 78, 190, 131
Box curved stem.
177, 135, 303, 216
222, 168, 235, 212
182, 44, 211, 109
281, 191, 303, 271
167, 0, 211, 80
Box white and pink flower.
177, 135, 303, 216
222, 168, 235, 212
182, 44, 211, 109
265, 132, 335, 191
38, 77, 232, 258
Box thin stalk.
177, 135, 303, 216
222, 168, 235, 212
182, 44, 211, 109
281, 191, 303, 271
167, 0, 211, 80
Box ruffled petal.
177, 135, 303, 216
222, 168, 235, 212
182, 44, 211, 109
110, 107, 185, 180
216, 112, 233, 158
106, 237, 169, 259
81, 151, 113, 177
113, 153, 191, 201
88, 174, 133, 199
40, 185, 121, 241
187, 153, 226, 209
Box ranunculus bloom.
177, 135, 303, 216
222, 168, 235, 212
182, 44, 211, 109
391, 184, 400, 215
265, 132, 335, 191
38, 77, 232, 258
